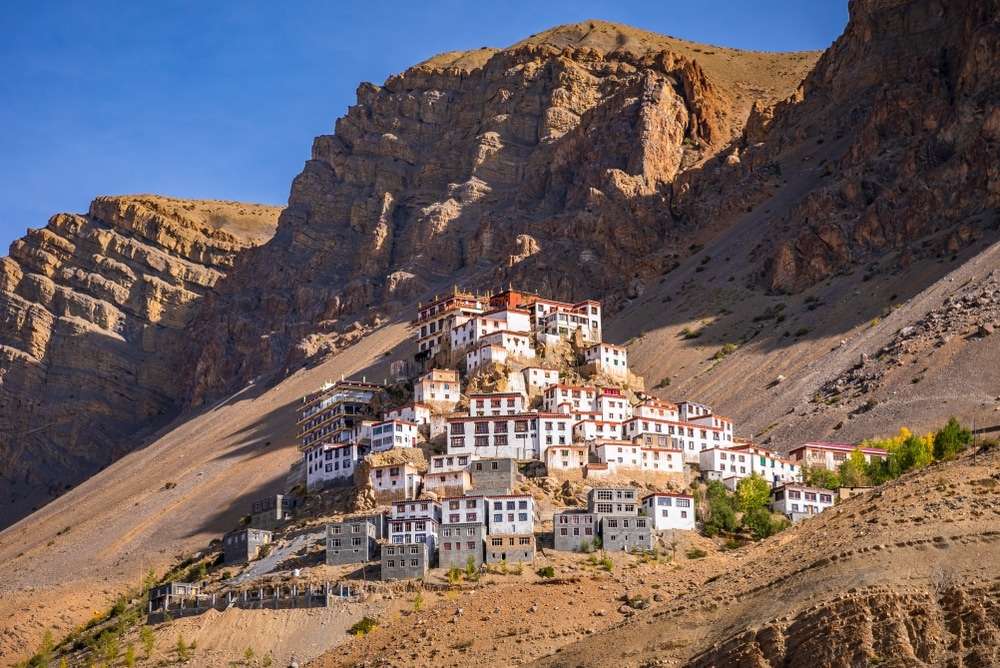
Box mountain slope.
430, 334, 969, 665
533, 444, 1000, 667
0, 196, 280, 527
184, 23, 818, 405
0, 322, 411, 663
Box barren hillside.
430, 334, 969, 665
534, 444, 1000, 667
300, 445, 1000, 668
0, 323, 411, 663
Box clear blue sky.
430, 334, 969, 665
0, 1, 848, 251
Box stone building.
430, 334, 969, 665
600, 515, 653, 552
438, 522, 485, 570
469, 457, 517, 494
248, 494, 296, 530
326, 519, 378, 565
223, 528, 272, 564
588, 486, 640, 514
381, 542, 428, 580
485, 533, 535, 564
552, 510, 599, 551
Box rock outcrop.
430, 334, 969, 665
676, 0, 1000, 293
0, 195, 279, 525
187, 25, 815, 403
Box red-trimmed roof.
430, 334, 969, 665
789, 441, 887, 455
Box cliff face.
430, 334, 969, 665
676, 0, 1000, 293
187, 28, 816, 403
0, 196, 279, 524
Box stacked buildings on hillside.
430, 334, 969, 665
270, 286, 881, 580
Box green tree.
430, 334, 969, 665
34, 629, 54, 666
804, 466, 841, 490
139, 625, 155, 659
893, 433, 933, 473
838, 449, 871, 487
124, 644, 137, 668
742, 506, 784, 539
735, 474, 771, 512
933, 417, 972, 460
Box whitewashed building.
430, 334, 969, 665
413, 291, 488, 360
699, 445, 801, 488
583, 342, 628, 377
633, 399, 679, 421
466, 343, 508, 373
534, 299, 602, 345
369, 462, 422, 501
446, 412, 573, 460
429, 453, 473, 472
450, 309, 532, 353
593, 440, 643, 472
573, 419, 624, 442
442, 495, 488, 525
596, 388, 632, 422
545, 444, 589, 473
771, 484, 835, 520
640, 446, 685, 474
641, 493, 695, 530
468, 392, 528, 417
542, 384, 597, 413
787, 441, 888, 471
521, 366, 560, 395
413, 369, 460, 411
304, 442, 361, 491
624, 415, 731, 463
385, 402, 432, 426
486, 495, 534, 534
370, 419, 418, 452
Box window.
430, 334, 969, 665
386, 560, 395, 568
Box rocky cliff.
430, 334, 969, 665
675, 0, 1000, 293
186, 22, 817, 403
0, 196, 279, 525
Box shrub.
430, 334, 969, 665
578, 539, 592, 553
743, 506, 783, 540
933, 417, 972, 460
536, 566, 555, 578
464, 555, 477, 579
412, 592, 424, 612
686, 548, 708, 559
713, 343, 738, 360
599, 555, 613, 571
680, 327, 702, 340
654, 377, 671, 389
175, 635, 191, 662
446, 567, 462, 585
124, 643, 136, 668
244, 647, 255, 664
140, 626, 155, 658
348, 616, 378, 637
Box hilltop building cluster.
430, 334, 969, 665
226, 287, 889, 582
